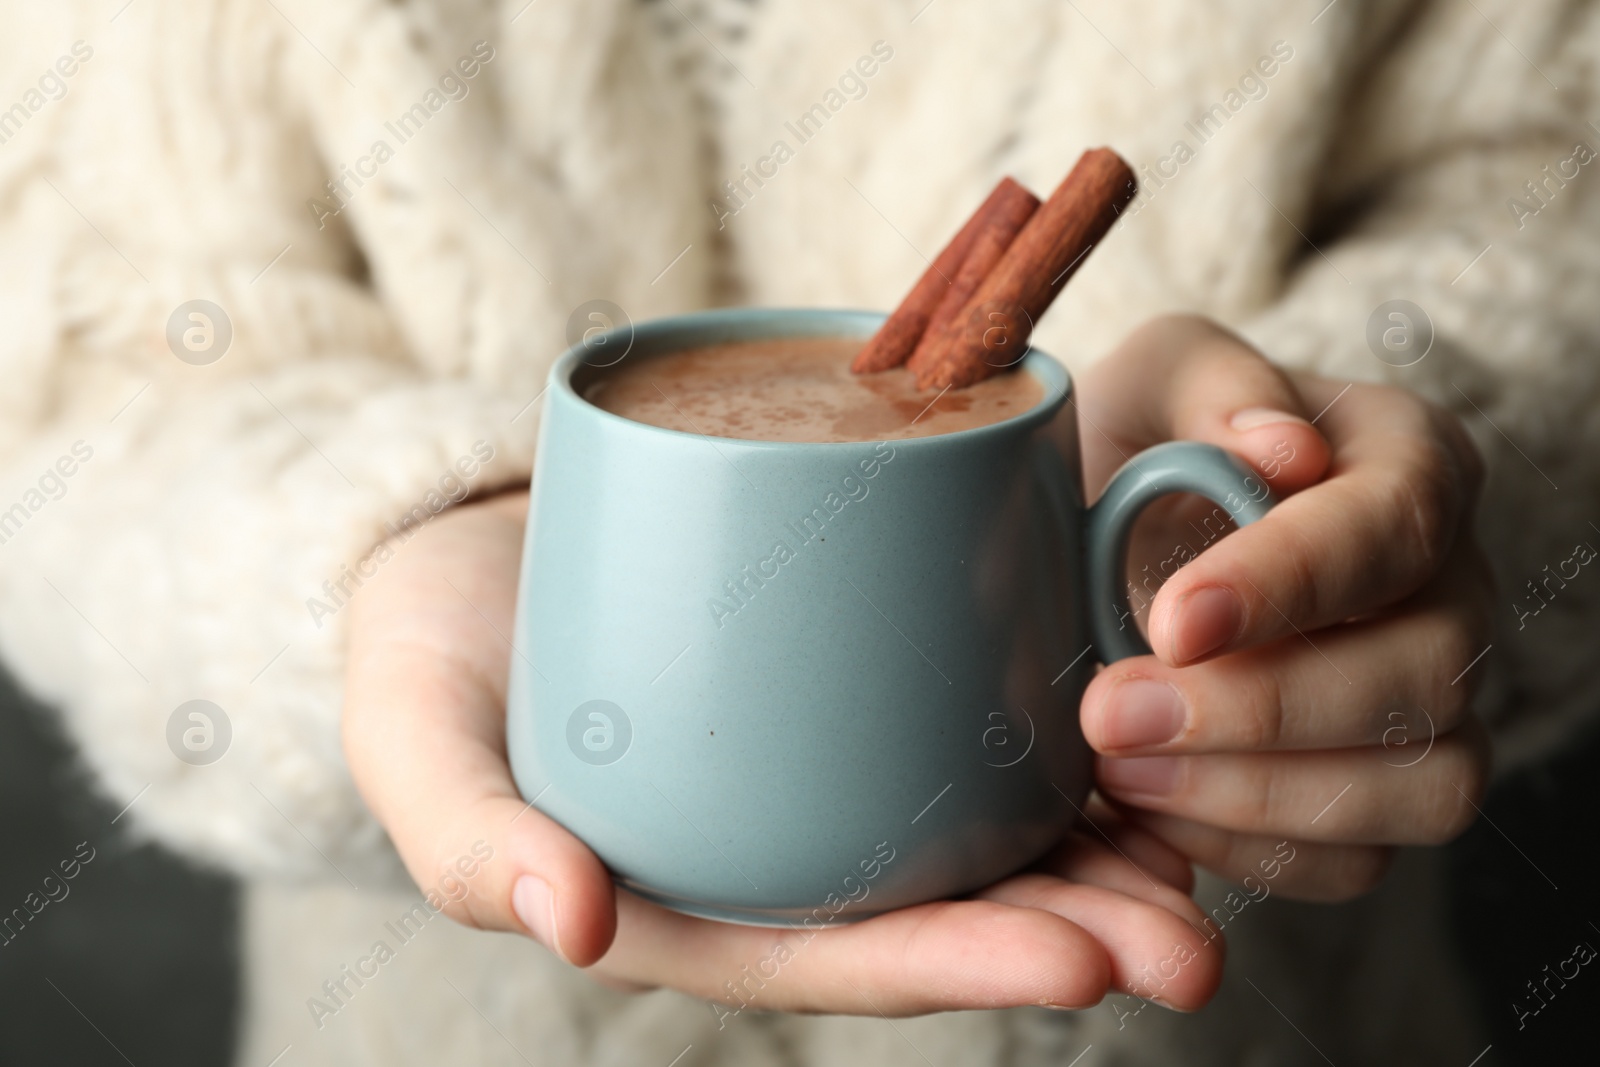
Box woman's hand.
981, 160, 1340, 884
342, 490, 1224, 1015
1074, 314, 1493, 901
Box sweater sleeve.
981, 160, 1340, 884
0, 0, 705, 883
1234, 0, 1600, 771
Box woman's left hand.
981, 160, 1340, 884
343, 488, 1226, 1014
1073, 314, 1493, 902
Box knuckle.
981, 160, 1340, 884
1247, 670, 1287, 749
1266, 522, 1327, 626
1424, 614, 1479, 727
1421, 733, 1489, 842
1262, 843, 1393, 903
1378, 456, 1455, 582
1251, 759, 1294, 830
1216, 665, 1285, 749
1432, 401, 1486, 499
1403, 491, 1453, 575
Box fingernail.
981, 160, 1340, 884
1229, 407, 1307, 431
512, 875, 565, 961
1097, 755, 1180, 798
1100, 679, 1187, 749
1168, 586, 1242, 664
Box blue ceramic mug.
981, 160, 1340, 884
507, 308, 1273, 925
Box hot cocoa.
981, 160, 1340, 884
585, 336, 1044, 443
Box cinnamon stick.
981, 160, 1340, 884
911, 149, 1137, 391
904, 182, 1040, 380
851, 177, 1037, 374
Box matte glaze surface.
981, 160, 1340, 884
507, 308, 1272, 925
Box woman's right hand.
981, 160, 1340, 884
342, 489, 1223, 1015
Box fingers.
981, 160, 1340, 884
1032, 831, 1208, 929
1082, 542, 1492, 754
344, 636, 619, 964
1116, 809, 1394, 904
979, 875, 1223, 1010
600, 891, 1115, 1014
1095, 714, 1491, 846
1078, 314, 1332, 497
342, 496, 618, 965
1061, 796, 1197, 893
595, 828, 1224, 1016
1145, 376, 1484, 666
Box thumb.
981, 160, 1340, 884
429, 791, 619, 967
1078, 314, 1333, 667
1082, 313, 1331, 497
343, 646, 618, 967
340, 490, 619, 967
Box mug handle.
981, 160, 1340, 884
1084, 441, 1275, 663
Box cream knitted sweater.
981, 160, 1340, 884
1, 1, 1596, 1064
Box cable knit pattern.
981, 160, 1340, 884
0, 0, 1594, 1064
0, 0, 708, 883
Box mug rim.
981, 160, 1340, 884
549, 306, 1072, 451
